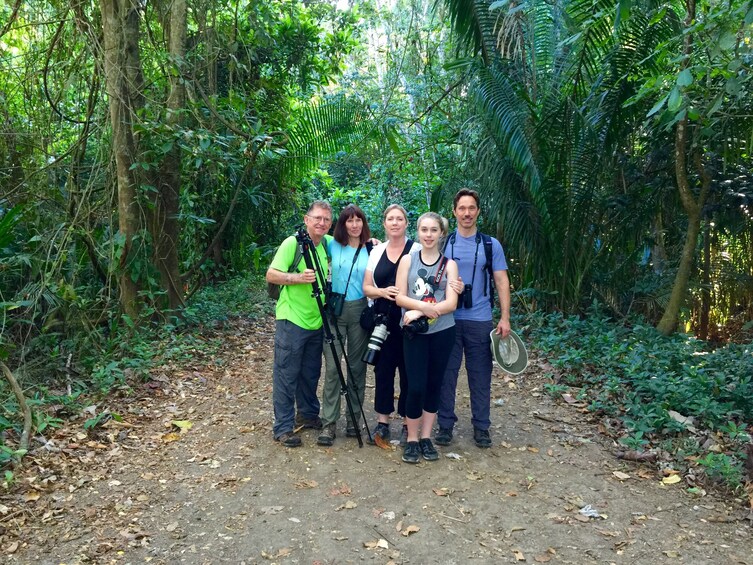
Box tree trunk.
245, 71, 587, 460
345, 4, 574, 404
100, 0, 144, 320
699, 221, 711, 340
657, 119, 710, 335
151, 0, 187, 312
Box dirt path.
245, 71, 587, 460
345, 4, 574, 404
3, 315, 752, 564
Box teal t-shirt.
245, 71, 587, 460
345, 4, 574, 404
270, 235, 330, 330
328, 240, 368, 301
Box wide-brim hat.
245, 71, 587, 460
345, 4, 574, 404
490, 329, 528, 375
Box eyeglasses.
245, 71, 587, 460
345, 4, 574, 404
307, 215, 332, 224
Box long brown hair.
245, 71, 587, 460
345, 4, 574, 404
333, 204, 371, 246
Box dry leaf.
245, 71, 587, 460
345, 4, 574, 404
6, 542, 19, 554
401, 524, 420, 536
23, 491, 41, 502
561, 393, 576, 404
162, 432, 181, 443
433, 487, 452, 496
295, 479, 318, 489
165, 522, 179, 532
661, 475, 682, 485
336, 500, 358, 511
663, 550, 680, 558
513, 549, 526, 561
612, 471, 631, 481
527, 446, 539, 453
171, 420, 193, 432
374, 433, 392, 450
364, 539, 389, 549
534, 554, 551, 563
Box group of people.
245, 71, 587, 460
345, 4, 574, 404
265, 189, 511, 463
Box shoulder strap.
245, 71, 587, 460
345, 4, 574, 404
433, 256, 449, 285
401, 239, 413, 258
481, 233, 495, 307
289, 243, 303, 273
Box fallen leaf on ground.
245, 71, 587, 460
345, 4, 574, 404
433, 487, 453, 496
23, 491, 41, 502
162, 432, 181, 443
661, 475, 682, 485
512, 549, 526, 561
364, 539, 389, 549
663, 550, 680, 557
401, 524, 420, 536
5, 542, 19, 554
295, 479, 318, 489
445, 452, 462, 459
374, 433, 391, 450
336, 500, 358, 511
171, 420, 193, 431
612, 471, 631, 481
534, 554, 551, 563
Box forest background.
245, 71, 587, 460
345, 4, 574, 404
1, 0, 752, 495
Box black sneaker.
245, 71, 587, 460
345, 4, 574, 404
402, 441, 420, 464
473, 427, 492, 448
295, 414, 323, 430
435, 427, 453, 446
317, 423, 336, 446
276, 431, 302, 448
419, 438, 439, 461
368, 422, 390, 444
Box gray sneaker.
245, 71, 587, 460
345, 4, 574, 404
399, 425, 408, 447
317, 423, 336, 446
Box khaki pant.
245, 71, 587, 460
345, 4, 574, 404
321, 297, 369, 428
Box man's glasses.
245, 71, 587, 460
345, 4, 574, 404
307, 215, 332, 224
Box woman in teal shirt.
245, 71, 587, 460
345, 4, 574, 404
318, 205, 372, 446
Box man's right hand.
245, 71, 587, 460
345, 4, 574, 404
300, 268, 316, 284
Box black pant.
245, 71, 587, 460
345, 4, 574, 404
372, 299, 407, 417
402, 326, 457, 419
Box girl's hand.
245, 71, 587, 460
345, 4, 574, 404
421, 303, 440, 319
402, 309, 423, 325
449, 276, 464, 295
382, 286, 399, 301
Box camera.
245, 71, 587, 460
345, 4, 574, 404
403, 316, 429, 340
362, 314, 389, 365
328, 292, 345, 317
457, 283, 473, 309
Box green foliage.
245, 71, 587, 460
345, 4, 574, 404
528, 308, 753, 489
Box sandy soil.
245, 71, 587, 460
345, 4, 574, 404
2, 314, 752, 564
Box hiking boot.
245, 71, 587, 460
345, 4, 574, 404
317, 423, 336, 446
402, 441, 420, 464
346, 421, 360, 438
474, 427, 492, 448
435, 426, 453, 446
276, 431, 301, 448
419, 438, 439, 461
399, 425, 408, 447
368, 422, 390, 444
296, 414, 323, 430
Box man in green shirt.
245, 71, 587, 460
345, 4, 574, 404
266, 201, 332, 447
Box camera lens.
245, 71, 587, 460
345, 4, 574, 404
362, 322, 389, 365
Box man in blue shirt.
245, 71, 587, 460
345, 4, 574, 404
437, 189, 511, 448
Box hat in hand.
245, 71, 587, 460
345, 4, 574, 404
490, 329, 528, 375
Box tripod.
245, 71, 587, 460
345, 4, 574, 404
296, 227, 371, 447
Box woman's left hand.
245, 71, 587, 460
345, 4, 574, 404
402, 309, 423, 325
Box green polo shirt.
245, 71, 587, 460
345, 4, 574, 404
270, 235, 330, 330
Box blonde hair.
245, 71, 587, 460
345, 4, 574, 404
416, 212, 449, 248
382, 204, 408, 223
